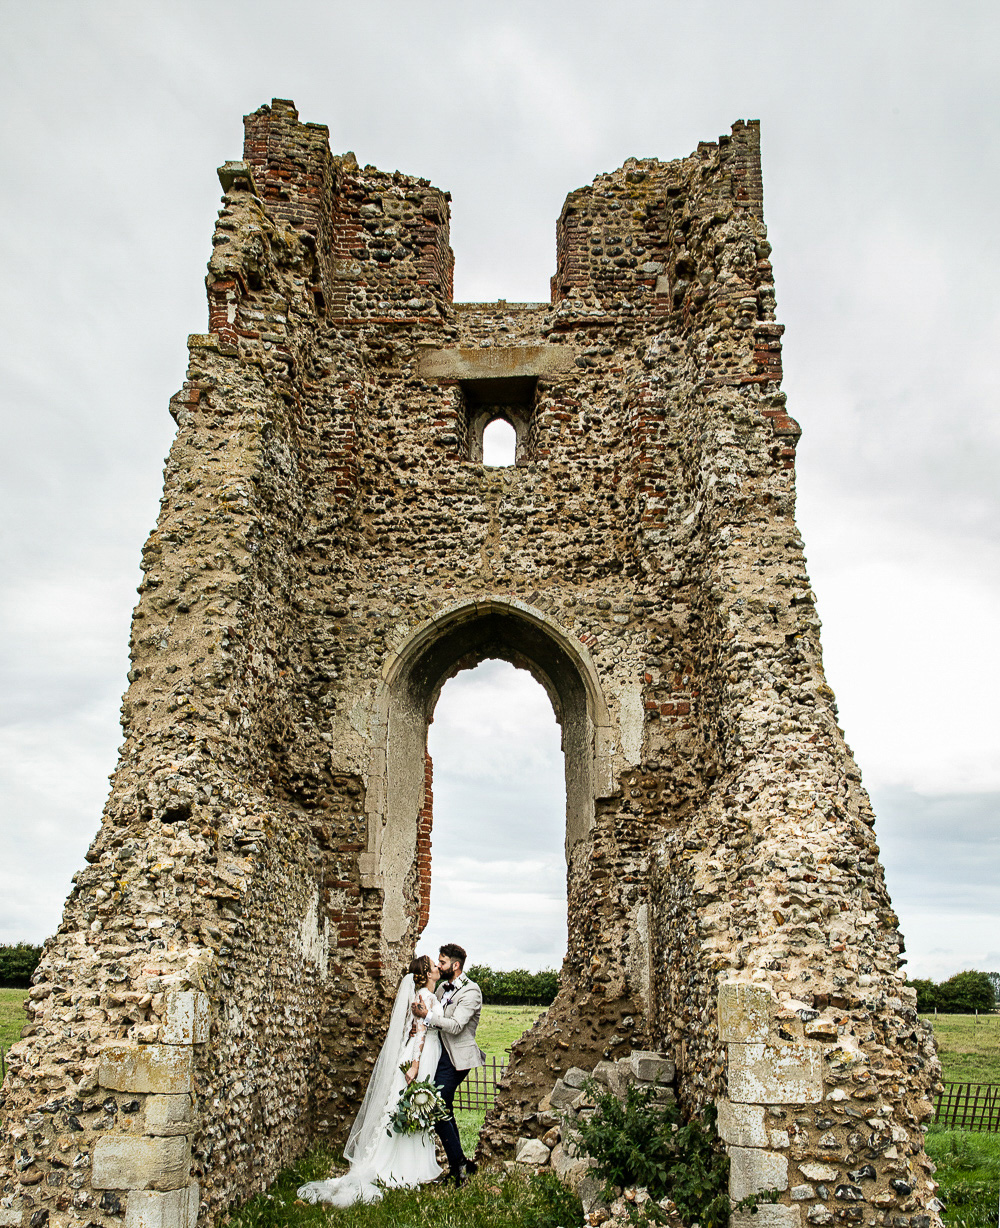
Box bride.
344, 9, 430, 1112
297, 955, 445, 1206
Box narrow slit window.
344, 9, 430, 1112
482, 417, 516, 467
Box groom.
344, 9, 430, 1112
412, 942, 485, 1185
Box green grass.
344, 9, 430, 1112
220, 1146, 582, 1228
0, 987, 27, 1054
921, 1014, 1000, 1085
925, 1127, 1000, 1228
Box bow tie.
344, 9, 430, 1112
441, 981, 454, 992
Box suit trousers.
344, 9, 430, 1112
433, 1045, 469, 1174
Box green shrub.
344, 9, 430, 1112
911, 978, 938, 1013
571, 1080, 731, 1228
937, 971, 996, 1015
0, 944, 42, 988
467, 965, 558, 1006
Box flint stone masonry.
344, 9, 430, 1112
0, 98, 942, 1228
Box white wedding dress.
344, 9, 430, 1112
297, 974, 443, 1206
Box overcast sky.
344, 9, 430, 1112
1, 1, 997, 982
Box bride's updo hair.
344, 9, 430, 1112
408, 954, 433, 989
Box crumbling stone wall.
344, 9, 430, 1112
1, 100, 941, 1228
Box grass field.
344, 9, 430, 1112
925, 1127, 1000, 1228
922, 1013, 1000, 1085
0, 987, 27, 1053
476, 1004, 545, 1059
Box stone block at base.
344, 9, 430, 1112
731, 1206, 801, 1228
0, 1209, 22, 1227
93, 1135, 192, 1191
729, 1146, 789, 1200
125, 1184, 199, 1228
100, 1044, 194, 1095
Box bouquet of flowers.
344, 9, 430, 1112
388, 1071, 450, 1136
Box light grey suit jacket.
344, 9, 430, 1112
431, 974, 486, 1071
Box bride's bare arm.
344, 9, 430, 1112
405, 992, 431, 1083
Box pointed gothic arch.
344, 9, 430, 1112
360, 598, 613, 948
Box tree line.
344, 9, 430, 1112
909, 969, 997, 1014
0, 944, 43, 988
466, 965, 558, 1006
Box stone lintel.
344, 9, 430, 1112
418, 345, 576, 383
125, 1183, 200, 1228
161, 991, 210, 1045
729, 1145, 789, 1199
92, 1135, 192, 1191
99, 1043, 194, 1095
728, 1042, 822, 1104
719, 981, 776, 1043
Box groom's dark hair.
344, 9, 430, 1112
439, 943, 466, 969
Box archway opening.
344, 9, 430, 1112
423, 658, 566, 1151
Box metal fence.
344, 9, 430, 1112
455, 1057, 508, 1112
935, 1083, 1000, 1132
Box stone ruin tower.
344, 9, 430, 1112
2, 100, 942, 1228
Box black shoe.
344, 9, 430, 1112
462, 1159, 478, 1177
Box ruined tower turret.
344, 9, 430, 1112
1, 100, 941, 1228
